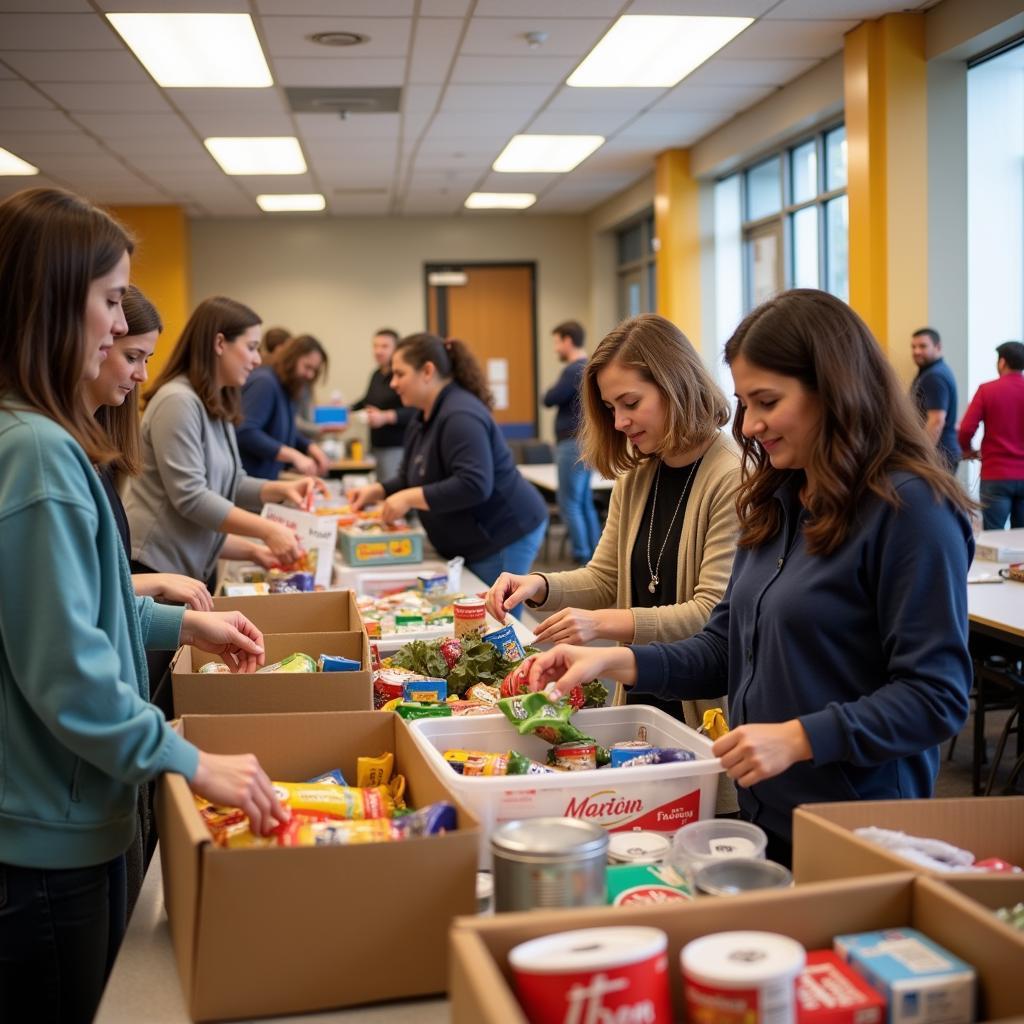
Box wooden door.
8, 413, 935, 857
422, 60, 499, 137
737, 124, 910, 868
426, 263, 536, 437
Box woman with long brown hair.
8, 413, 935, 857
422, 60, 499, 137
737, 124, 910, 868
524, 290, 974, 864
349, 332, 548, 592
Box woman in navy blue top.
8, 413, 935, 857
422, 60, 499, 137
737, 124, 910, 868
238, 334, 330, 479
350, 333, 548, 590
525, 290, 975, 861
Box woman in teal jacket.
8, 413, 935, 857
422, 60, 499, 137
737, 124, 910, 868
0, 188, 287, 1024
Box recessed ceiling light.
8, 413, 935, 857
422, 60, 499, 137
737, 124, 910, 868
107, 13, 272, 88
493, 135, 604, 174
204, 137, 307, 176
0, 147, 39, 175
465, 192, 536, 210
257, 194, 326, 212
308, 31, 370, 48
567, 15, 753, 88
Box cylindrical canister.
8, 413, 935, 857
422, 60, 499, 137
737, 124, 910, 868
681, 930, 805, 1024
491, 817, 608, 912
691, 857, 793, 897
609, 740, 654, 767
453, 596, 487, 641
608, 830, 671, 865
510, 927, 673, 1024
552, 740, 597, 771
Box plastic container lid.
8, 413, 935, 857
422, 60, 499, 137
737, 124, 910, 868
510, 927, 667, 974
681, 931, 805, 986
691, 857, 793, 896
491, 817, 608, 859
671, 818, 767, 866
608, 831, 671, 864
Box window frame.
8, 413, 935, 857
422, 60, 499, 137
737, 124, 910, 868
614, 209, 657, 318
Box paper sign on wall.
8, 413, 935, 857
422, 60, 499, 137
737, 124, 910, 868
260, 504, 337, 588
487, 358, 510, 410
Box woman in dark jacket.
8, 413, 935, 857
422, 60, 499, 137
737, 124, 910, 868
350, 333, 547, 591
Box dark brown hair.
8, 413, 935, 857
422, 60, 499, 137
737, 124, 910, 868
261, 325, 290, 355
997, 341, 1024, 371
553, 320, 585, 347
725, 289, 972, 555
579, 314, 730, 478
94, 285, 161, 480
272, 333, 328, 399
144, 296, 260, 424
0, 187, 132, 465
395, 333, 493, 408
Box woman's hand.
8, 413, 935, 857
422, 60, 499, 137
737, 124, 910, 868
486, 572, 546, 621
180, 610, 265, 673
711, 721, 812, 788
244, 541, 278, 570
533, 607, 618, 645
380, 489, 413, 525
364, 406, 393, 429
260, 520, 302, 564
263, 476, 330, 509
133, 572, 214, 611
348, 482, 384, 512
525, 644, 637, 699
189, 751, 288, 836
290, 452, 319, 477
307, 443, 331, 476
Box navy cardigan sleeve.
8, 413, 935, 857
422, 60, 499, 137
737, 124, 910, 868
543, 364, 578, 408
238, 372, 286, 464
420, 410, 494, 512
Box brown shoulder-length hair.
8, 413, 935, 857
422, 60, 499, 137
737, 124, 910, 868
0, 187, 133, 465
95, 285, 162, 480
144, 296, 260, 424
272, 333, 328, 399
724, 288, 973, 555
579, 314, 730, 479
395, 333, 493, 408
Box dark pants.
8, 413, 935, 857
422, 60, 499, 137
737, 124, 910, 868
980, 478, 1024, 530
0, 857, 122, 1024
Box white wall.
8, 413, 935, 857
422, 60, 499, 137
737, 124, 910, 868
188, 214, 591, 442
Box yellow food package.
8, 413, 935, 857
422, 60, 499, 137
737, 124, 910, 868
701, 707, 730, 740
356, 751, 393, 788
272, 781, 395, 820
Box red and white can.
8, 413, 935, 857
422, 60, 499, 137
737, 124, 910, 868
372, 669, 406, 710
509, 926, 673, 1024
553, 740, 598, 771
453, 596, 487, 640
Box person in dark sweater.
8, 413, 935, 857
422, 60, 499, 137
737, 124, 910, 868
524, 289, 974, 864
910, 327, 960, 470
351, 328, 417, 481
543, 319, 600, 563
349, 333, 548, 598
237, 334, 330, 479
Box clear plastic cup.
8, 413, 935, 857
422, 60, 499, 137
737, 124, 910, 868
670, 819, 768, 886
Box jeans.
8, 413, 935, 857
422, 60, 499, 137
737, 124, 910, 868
467, 518, 548, 619
0, 857, 121, 1024
980, 478, 1024, 530
555, 439, 601, 563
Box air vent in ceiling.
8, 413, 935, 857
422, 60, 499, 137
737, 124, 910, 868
285, 87, 401, 116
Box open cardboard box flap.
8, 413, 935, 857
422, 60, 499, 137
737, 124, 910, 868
211, 589, 364, 635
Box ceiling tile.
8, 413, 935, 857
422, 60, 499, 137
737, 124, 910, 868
421, 0, 472, 14
719, 19, 859, 59
474, 0, 622, 14
101, 0, 249, 10
166, 89, 287, 114
683, 57, 820, 88
229, 172, 318, 193
399, 195, 463, 214
304, 139, 398, 160
404, 84, 443, 113
318, 167, 396, 188
260, 16, 412, 59
617, 108, 727, 140
0, 80, 51, 107
626, 0, 776, 14
407, 18, 462, 84
34, 152, 136, 176
765, 0, 909, 17
0, 1, 90, 10
75, 112, 194, 139
450, 54, 575, 84
477, 171, 559, 192
401, 112, 433, 141
440, 83, 551, 113
462, 17, 609, 56
0, 62, 14, 79
0, 108, 77, 131
412, 149, 497, 171
114, 135, 209, 157
296, 110, 399, 140
527, 107, 635, 135
0, 175, 65, 197
407, 168, 481, 186
0, 49, 150, 83
424, 110, 523, 139
326, 194, 390, 215
654, 82, 776, 112
0, 131, 105, 156
39, 81, 172, 114
0, 14, 121, 49
125, 154, 220, 176
181, 110, 296, 136
255, 0, 413, 14
543, 85, 665, 113
273, 57, 405, 87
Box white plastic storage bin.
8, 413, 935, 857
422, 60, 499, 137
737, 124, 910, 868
406, 706, 722, 868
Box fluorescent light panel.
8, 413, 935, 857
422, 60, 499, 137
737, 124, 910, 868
465, 192, 536, 210
568, 15, 753, 88
0, 147, 39, 175
107, 13, 272, 88
257, 194, 326, 212
493, 135, 604, 174
205, 137, 306, 176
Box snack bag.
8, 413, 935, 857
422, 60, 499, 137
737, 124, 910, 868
443, 750, 509, 776
272, 781, 395, 820
357, 752, 393, 788
507, 750, 557, 775
497, 691, 589, 745
257, 652, 317, 674
394, 702, 453, 720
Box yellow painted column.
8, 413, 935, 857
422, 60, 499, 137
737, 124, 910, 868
844, 13, 927, 381
654, 148, 702, 351
106, 205, 190, 381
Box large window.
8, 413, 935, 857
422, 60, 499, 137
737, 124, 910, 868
616, 211, 657, 319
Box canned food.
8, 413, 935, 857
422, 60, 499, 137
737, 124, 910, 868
691, 857, 793, 897
609, 740, 654, 767
453, 597, 487, 640
372, 670, 407, 710
482, 624, 526, 662
491, 817, 608, 912
608, 830, 671, 865
553, 740, 597, 771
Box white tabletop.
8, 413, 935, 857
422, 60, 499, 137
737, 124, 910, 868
517, 462, 614, 494
94, 852, 450, 1024
967, 558, 1024, 640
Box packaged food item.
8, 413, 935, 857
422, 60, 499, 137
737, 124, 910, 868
613, 747, 697, 768
395, 612, 426, 632
198, 661, 232, 674
453, 596, 487, 640
369, 642, 383, 672
507, 750, 557, 775
607, 831, 671, 866
500, 659, 532, 697
605, 863, 693, 906
466, 682, 500, 705
318, 654, 361, 672
797, 950, 886, 1024
417, 573, 448, 594
393, 701, 453, 720
239, 567, 267, 583
194, 795, 246, 834
609, 740, 653, 767
373, 667, 414, 710
444, 749, 509, 776
272, 781, 395, 820
482, 623, 526, 663
357, 752, 393, 788
306, 768, 349, 786
833, 928, 974, 1024
402, 677, 446, 703
448, 700, 500, 717
498, 691, 585, 744
552, 740, 598, 771
267, 569, 316, 593
701, 706, 729, 740
995, 901, 1024, 930
256, 652, 318, 674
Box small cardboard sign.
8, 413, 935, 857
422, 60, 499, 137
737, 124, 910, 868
260, 503, 337, 588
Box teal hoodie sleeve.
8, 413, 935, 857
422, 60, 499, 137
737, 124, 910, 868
135, 595, 186, 651
2, 495, 198, 783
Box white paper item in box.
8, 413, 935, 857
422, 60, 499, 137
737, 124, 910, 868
260, 503, 337, 588
407, 706, 722, 867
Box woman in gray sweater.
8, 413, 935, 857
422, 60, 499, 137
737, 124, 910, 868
126, 297, 322, 589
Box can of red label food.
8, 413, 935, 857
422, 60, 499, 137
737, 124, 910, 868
372, 670, 407, 710
453, 597, 487, 640
553, 740, 597, 771
510, 926, 673, 1024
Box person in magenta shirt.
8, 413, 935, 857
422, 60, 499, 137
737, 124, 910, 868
959, 341, 1024, 529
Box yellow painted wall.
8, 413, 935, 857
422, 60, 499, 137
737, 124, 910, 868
106, 205, 189, 382
654, 149, 702, 351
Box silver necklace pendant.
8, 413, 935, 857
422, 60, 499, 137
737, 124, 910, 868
648, 576, 658, 594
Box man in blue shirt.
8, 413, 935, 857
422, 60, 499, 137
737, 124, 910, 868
910, 327, 961, 470
543, 320, 601, 564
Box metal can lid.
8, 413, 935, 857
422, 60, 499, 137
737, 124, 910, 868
491, 817, 609, 858
691, 857, 793, 896
453, 596, 486, 608
681, 930, 805, 985
510, 927, 667, 974
608, 831, 671, 864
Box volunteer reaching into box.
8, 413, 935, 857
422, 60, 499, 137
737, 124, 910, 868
0, 187, 287, 1024
523, 290, 974, 866
348, 333, 548, 595
126, 296, 326, 592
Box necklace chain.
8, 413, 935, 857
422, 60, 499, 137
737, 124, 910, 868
645, 459, 699, 594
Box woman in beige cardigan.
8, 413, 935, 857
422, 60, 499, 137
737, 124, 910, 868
487, 313, 740, 741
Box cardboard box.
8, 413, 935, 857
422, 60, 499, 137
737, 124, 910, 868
171, 631, 372, 715
158, 711, 479, 1021
212, 589, 364, 635
338, 525, 425, 567
448, 873, 1024, 1024
793, 797, 1024, 883
941, 874, 1024, 955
